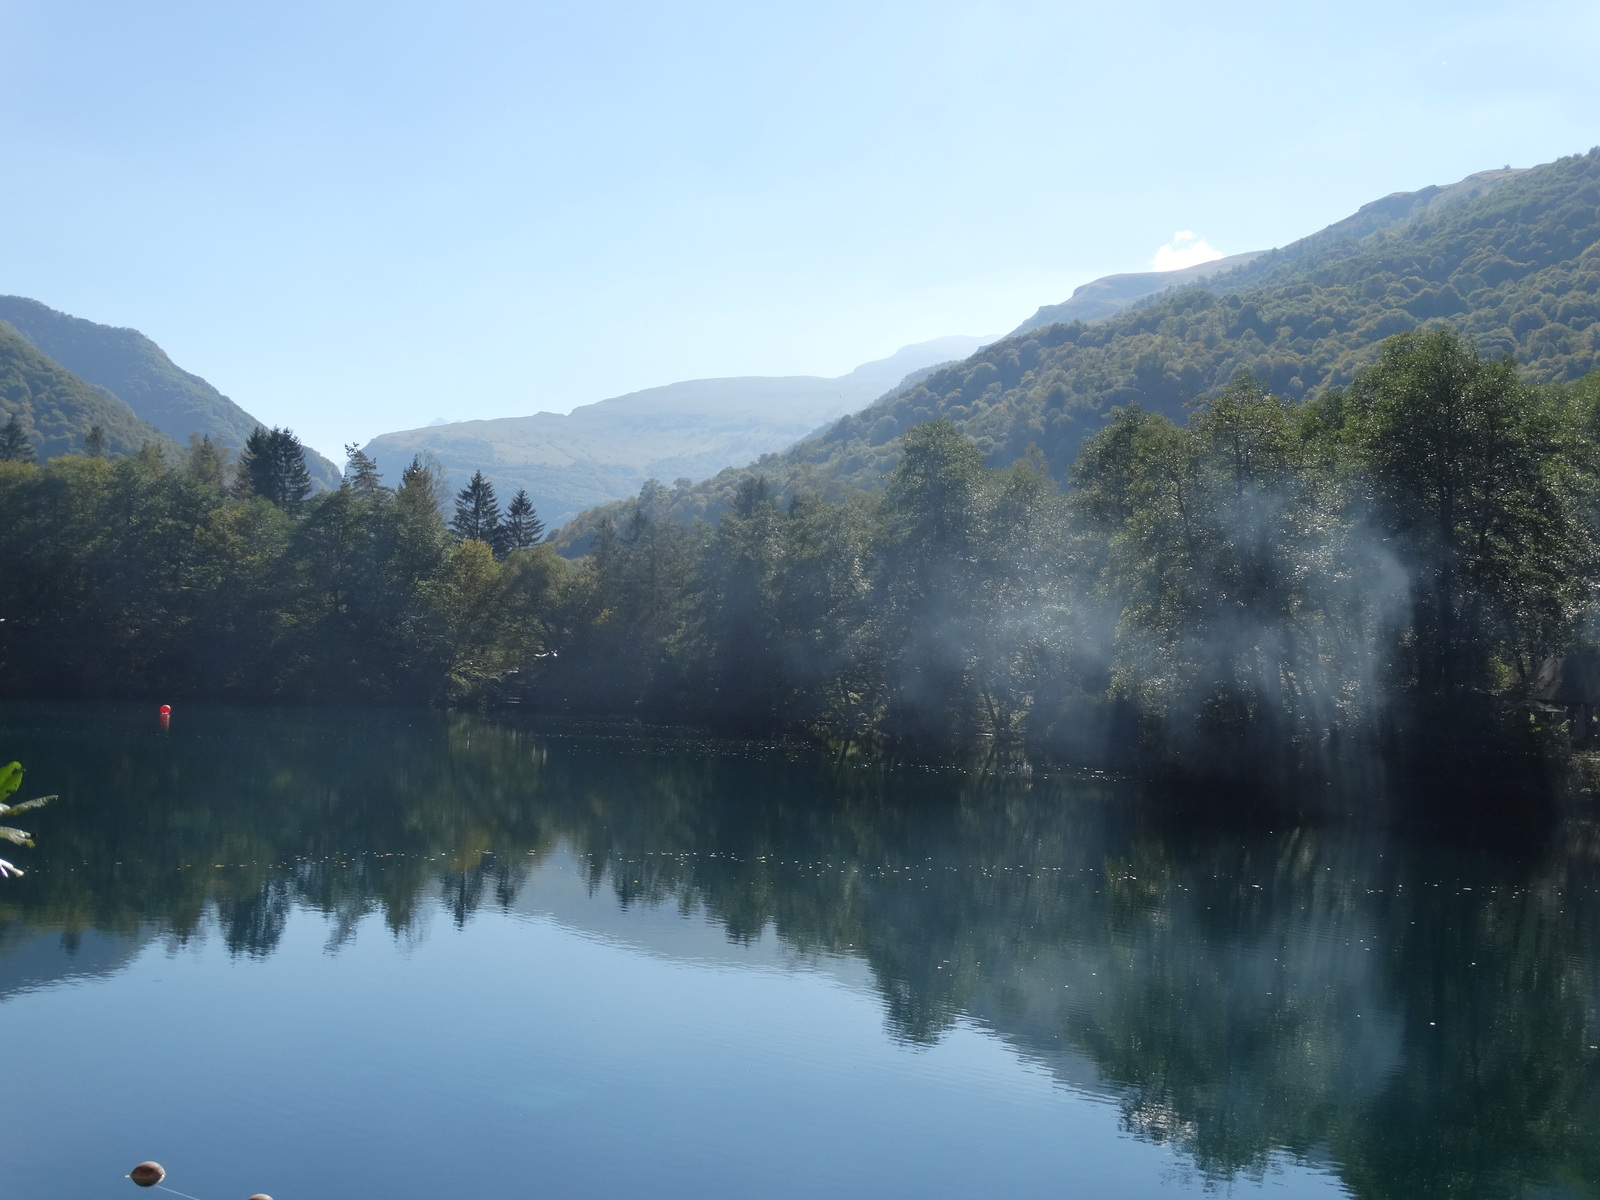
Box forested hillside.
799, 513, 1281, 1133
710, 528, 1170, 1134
3, 329, 1598, 794
8, 151, 1600, 793
0, 296, 341, 488
0, 322, 176, 460
554, 151, 1599, 551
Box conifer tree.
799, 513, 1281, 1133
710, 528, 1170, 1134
498, 489, 544, 554
399, 454, 446, 515
451, 470, 502, 544
84, 425, 107, 458
237, 426, 313, 514
186, 433, 227, 488
343, 443, 387, 498
0, 414, 36, 463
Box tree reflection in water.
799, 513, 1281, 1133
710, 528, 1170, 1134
1, 703, 1597, 1199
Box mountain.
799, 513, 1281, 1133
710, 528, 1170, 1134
1011, 250, 1264, 332
0, 321, 178, 460
0, 296, 341, 489
1007, 168, 1529, 336
359, 335, 989, 528
551, 149, 1600, 551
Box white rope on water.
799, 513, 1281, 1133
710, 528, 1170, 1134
153, 1186, 207, 1200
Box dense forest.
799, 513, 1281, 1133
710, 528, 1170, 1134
3, 328, 1598, 790
556, 148, 1600, 548
0, 321, 178, 461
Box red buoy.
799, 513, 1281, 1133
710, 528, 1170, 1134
129, 1161, 166, 1187
159, 704, 171, 715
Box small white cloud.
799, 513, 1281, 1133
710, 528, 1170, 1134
1152, 230, 1224, 272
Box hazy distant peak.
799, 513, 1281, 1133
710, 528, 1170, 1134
841, 335, 994, 384
1010, 253, 1263, 335
360, 334, 991, 528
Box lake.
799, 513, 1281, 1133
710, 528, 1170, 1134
1, 704, 1596, 1199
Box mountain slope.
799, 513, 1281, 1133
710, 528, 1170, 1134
0, 321, 178, 460
552, 149, 1600, 551
0, 296, 341, 489
1011, 251, 1264, 332
1007, 168, 1529, 337
360, 335, 988, 528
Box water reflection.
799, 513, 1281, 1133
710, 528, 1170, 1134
2, 704, 1598, 1198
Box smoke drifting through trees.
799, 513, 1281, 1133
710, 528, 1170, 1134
0, 330, 1597, 790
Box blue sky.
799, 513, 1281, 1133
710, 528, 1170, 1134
2, 0, 1597, 462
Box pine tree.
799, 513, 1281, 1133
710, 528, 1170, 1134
234, 428, 267, 498
84, 425, 107, 458
186, 433, 227, 488
399, 454, 444, 512
343, 443, 387, 498
497, 489, 544, 554
1, 413, 36, 463
237, 426, 313, 513
451, 470, 502, 544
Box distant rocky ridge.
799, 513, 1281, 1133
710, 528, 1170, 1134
1285, 167, 1528, 253
360, 335, 989, 528
0, 296, 341, 489
1010, 251, 1265, 334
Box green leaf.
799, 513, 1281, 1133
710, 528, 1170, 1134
0, 761, 19, 803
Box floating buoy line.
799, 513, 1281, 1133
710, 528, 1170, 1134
127, 1160, 270, 1200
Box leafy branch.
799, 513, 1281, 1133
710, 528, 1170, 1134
0, 760, 55, 878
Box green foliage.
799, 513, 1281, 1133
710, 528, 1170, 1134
566, 489, 696, 710
499, 489, 544, 553
185, 433, 227, 488
237, 425, 313, 514
1347, 329, 1597, 697
0, 294, 342, 488
537, 335, 1600, 783
3, 327, 1600, 786
399, 454, 445, 514
0, 760, 55, 878
0, 412, 34, 463
556, 148, 1600, 549
343, 443, 385, 498
0, 446, 568, 703
450, 470, 501, 546
0, 320, 179, 461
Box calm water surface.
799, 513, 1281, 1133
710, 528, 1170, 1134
1, 704, 1596, 1199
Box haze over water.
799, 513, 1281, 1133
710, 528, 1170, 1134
1, 705, 1595, 1199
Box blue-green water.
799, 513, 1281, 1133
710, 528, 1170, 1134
1, 705, 1596, 1199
